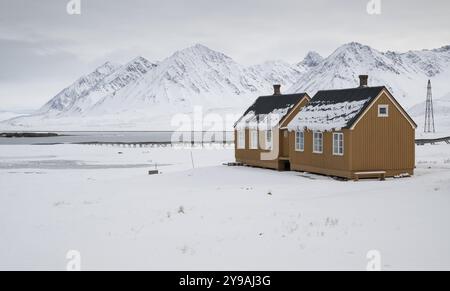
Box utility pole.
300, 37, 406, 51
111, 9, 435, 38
424, 80, 436, 133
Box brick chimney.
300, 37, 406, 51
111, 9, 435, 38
359, 75, 369, 87
273, 84, 281, 95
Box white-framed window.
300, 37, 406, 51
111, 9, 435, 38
250, 129, 258, 149
265, 130, 272, 150
237, 130, 245, 149
378, 105, 389, 117
313, 131, 323, 154
333, 132, 344, 156
295, 130, 304, 152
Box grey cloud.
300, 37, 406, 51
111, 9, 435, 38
0, 38, 86, 82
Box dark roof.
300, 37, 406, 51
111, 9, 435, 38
235, 93, 308, 128
292, 85, 417, 130
308, 86, 385, 129
312, 86, 385, 105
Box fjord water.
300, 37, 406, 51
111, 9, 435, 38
0, 131, 234, 145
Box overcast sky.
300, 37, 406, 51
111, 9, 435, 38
0, 0, 449, 111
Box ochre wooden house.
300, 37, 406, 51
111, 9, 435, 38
286, 75, 417, 179
234, 85, 310, 171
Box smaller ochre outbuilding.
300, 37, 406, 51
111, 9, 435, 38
234, 85, 310, 171
286, 75, 417, 179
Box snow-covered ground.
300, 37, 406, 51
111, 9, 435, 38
1, 144, 450, 270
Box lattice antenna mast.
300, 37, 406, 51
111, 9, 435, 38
424, 80, 436, 133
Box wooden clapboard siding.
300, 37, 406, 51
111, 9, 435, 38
351, 91, 415, 174
234, 96, 309, 170
280, 130, 290, 158
235, 128, 282, 170
289, 129, 352, 177
235, 86, 416, 178
278, 98, 310, 159
289, 90, 415, 178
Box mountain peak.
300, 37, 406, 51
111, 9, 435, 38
326, 42, 383, 66
94, 61, 121, 75
130, 56, 150, 63
178, 43, 220, 55
192, 43, 211, 50
342, 42, 368, 48
174, 43, 230, 59
433, 45, 450, 53
164, 44, 234, 70
300, 51, 323, 67
335, 42, 374, 53
126, 56, 157, 69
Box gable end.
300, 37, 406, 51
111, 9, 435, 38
279, 94, 310, 128
349, 88, 417, 130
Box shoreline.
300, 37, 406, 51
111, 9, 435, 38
0, 132, 60, 138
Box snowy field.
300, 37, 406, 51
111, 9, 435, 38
1, 144, 450, 270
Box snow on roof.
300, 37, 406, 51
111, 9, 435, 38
235, 93, 307, 130
287, 86, 386, 131
235, 107, 293, 130
287, 98, 371, 131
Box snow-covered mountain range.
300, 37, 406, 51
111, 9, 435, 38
289, 42, 450, 109
2, 42, 450, 131
38, 57, 157, 116
3, 44, 320, 130
288, 42, 450, 135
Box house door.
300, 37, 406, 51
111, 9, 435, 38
280, 129, 290, 158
